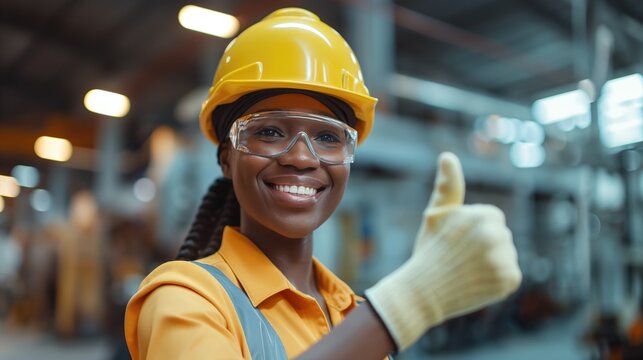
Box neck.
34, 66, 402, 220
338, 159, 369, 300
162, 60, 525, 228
240, 220, 317, 294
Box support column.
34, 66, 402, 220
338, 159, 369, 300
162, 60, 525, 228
95, 119, 122, 209
48, 164, 70, 220
346, 0, 396, 111
512, 172, 535, 276
621, 149, 643, 297
575, 166, 592, 299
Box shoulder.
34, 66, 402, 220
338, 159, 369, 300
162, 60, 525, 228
124, 258, 249, 359
124, 257, 242, 358
127, 256, 236, 313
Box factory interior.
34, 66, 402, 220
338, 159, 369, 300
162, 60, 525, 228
0, 0, 642, 359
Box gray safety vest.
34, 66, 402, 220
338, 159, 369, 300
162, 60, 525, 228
194, 262, 288, 360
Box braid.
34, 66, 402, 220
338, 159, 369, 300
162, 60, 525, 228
202, 187, 240, 257
176, 178, 240, 260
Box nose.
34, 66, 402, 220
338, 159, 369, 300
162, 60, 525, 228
276, 132, 320, 169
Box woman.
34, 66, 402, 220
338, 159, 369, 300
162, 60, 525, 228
124, 8, 522, 359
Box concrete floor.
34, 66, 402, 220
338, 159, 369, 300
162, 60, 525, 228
0, 327, 112, 360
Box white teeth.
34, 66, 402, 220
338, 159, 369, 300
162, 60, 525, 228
274, 184, 317, 196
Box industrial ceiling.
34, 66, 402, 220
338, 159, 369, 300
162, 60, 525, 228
1, 0, 641, 174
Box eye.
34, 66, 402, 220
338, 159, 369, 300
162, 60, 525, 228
254, 127, 284, 138
315, 133, 342, 144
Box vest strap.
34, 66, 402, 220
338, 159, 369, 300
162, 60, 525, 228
194, 262, 288, 360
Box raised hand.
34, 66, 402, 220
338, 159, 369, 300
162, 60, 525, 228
365, 152, 522, 351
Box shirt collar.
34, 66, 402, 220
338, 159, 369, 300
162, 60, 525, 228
218, 226, 359, 311
218, 226, 291, 307
312, 257, 360, 311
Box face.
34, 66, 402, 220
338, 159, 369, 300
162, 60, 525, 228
220, 94, 351, 240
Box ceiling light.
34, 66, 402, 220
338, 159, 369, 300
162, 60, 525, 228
598, 73, 643, 148
491, 116, 519, 144
34, 136, 73, 162
519, 121, 545, 145
601, 73, 643, 103
510, 142, 545, 168
84, 89, 130, 117
478, 115, 525, 144
133, 178, 156, 203
178, 5, 239, 38
0, 175, 20, 198
30, 189, 51, 212
11, 165, 39, 188
532, 89, 591, 126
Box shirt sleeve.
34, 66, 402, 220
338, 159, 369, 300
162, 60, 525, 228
136, 284, 245, 360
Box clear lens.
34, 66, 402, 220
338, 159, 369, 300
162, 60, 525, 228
230, 111, 357, 164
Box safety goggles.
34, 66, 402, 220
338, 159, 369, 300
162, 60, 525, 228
228, 111, 358, 165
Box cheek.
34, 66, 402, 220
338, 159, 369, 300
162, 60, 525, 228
327, 166, 350, 207
229, 155, 265, 201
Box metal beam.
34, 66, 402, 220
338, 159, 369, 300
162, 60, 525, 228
390, 73, 532, 120
516, 0, 572, 37
1, 0, 115, 75
0, 10, 116, 71
0, 74, 69, 113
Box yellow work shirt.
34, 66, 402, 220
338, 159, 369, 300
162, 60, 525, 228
125, 226, 364, 359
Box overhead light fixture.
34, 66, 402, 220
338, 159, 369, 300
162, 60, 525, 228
519, 121, 545, 145
532, 89, 591, 126
0, 175, 20, 198
34, 136, 73, 162
133, 178, 156, 203
30, 189, 52, 212
11, 165, 39, 188
485, 115, 519, 144
84, 89, 130, 117
598, 73, 643, 148
178, 5, 239, 38
476, 115, 545, 145
510, 142, 545, 168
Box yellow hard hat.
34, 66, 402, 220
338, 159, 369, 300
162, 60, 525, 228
199, 7, 377, 144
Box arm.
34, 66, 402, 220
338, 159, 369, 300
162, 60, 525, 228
130, 153, 521, 359
299, 152, 522, 358
296, 302, 395, 359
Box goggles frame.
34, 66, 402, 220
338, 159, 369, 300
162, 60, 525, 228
228, 111, 358, 165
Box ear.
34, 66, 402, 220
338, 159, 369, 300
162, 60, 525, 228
218, 142, 233, 179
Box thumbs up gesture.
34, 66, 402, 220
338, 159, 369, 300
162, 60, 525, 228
365, 153, 522, 351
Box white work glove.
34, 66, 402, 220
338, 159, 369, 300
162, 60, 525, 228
364, 152, 522, 351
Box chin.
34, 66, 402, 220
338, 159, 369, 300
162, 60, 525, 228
268, 217, 324, 239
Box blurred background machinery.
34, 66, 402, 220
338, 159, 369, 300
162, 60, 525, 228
0, 0, 642, 359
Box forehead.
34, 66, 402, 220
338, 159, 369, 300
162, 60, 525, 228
244, 93, 335, 117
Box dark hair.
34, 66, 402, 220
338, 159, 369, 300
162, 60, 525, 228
176, 177, 240, 260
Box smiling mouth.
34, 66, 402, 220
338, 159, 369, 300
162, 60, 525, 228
266, 183, 325, 197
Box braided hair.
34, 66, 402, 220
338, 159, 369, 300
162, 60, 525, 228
175, 177, 240, 260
